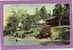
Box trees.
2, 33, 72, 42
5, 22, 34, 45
63, 4, 69, 17
53, 4, 69, 25
63, 4, 70, 25
4, 10, 19, 35
53, 4, 64, 25
39, 6, 49, 19
24, 14, 33, 26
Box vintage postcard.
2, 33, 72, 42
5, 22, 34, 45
0, 0, 73, 50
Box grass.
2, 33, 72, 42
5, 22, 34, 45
51, 25, 69, 40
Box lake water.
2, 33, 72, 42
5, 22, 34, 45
4, 37, 69, 46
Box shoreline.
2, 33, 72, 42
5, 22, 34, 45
4, 35, 69, 43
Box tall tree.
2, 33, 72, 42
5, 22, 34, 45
53, 4, 64, 25
53, 4, 70, 25
39, 6, 48, 19
63, 4, 70, 25
33, 8, 41, 23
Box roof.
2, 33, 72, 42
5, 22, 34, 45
44, 16, 56, 21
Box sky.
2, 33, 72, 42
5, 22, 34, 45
3, 4, 55, 27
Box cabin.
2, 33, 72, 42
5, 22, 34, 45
45, 16, 69, 26
44, 16, 59, 26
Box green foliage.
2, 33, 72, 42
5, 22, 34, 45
53, 4, 69, 25
51, 25, 69, 40
64, 4, 69, 17
23, 15, 33, 26
39, 6, 49, 19
4, 10, 20, 35
4, 16, 19, 35
53, 4, 64, 16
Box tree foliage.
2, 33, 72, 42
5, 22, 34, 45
39, 6, 49, 19
4, 10, 19, 35
53, 4, 69, 25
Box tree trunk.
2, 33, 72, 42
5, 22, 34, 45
59, 16, 62, 25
